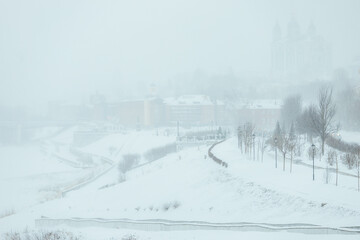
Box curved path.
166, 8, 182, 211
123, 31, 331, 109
208, 140, 228, 167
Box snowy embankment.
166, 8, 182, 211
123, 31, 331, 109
0, 128, 176, 225
0, 125, 110, 220
12, 138, 357, 229
0, 144, 94, 216
2, 132, 360, 239
212, 137, 360, 225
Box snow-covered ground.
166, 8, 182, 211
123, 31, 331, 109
0, 127, 177, 229
1, 130, 360, 239
29, 138, 358, 227
0, 144, 94, 215
6, 227, 360, 240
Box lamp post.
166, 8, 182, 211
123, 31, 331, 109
274, 137, 278, 168
312, 144, 315, 181
252, 133, 255, 161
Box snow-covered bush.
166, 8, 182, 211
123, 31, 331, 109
109, 235, 138, 240
341, 153, 357, 169
144, 143, 176, 162
118, 154, 140, 173
173, 201, 181, 209
3, 230, 82, 240
326, 149, 337, 166
118, 154, 140, 182
162, 202, 171, 211
161, 201, 181, 211
326, 136, 359, 154
0, 208, 15, 218
121, 234, 138, 240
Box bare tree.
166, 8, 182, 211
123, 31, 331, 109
357, 159, 360, 192
273, 124, 291, 172
356, 148, 360, 192
118, 154, 140, 181
259, 132, 267, 162
297, 104, 318, 140
273, 121, 281, 142
336, 151, 339, 186
288, 122, 296, 173
309, 86, 337, 155
337, 85, 360, 129
281, 95, 302, 130
243, 122, 255, 156
237, 126, 243, 153
327, 149, 338, 186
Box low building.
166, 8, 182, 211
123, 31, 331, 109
110, 98, 165, 128
235, 99, 282, 131
164, 95, 224, 126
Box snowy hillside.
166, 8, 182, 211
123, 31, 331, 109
1, 131, 360, 239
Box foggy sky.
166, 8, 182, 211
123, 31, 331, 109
1, 0, 360, 107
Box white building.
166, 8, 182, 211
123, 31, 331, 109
163, 95, 224, 126
234, 99, 282, 131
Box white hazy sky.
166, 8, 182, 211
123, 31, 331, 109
1, 0, 360, 106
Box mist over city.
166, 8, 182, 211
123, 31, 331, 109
1, 1, 360, 239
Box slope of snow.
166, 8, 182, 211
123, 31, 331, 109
1, 134, 360, 239
0, 144, 92, 213
18, 139, 359, 227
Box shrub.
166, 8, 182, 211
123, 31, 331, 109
144, 143, 176, 162
3, 230, 82, 240
326, 136, 360, 154
173, 201, 181, 209
0, 208, 15, 218
341, 153, 357, 169
326, 149, 337, 166
162, 202, 171, 211
121, 234, 137, 240
118, 154, 140, 173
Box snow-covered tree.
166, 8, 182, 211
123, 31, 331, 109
309, 86, 337, 155
288, 122, 296, 173
281, 95, 302, 130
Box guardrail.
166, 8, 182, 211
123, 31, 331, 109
208, 140, 228, 168
35, 217, 360, 235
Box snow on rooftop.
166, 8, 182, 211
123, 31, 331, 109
234, 99, 282, 110
164, 95, 216, 106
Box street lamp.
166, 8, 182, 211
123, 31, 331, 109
252, 133, 255, 161
274, 137, 278, 168
312, 143, 315, 181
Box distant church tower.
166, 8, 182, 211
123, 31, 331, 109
271, 19, 331, 82
271, 22, 283, 76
